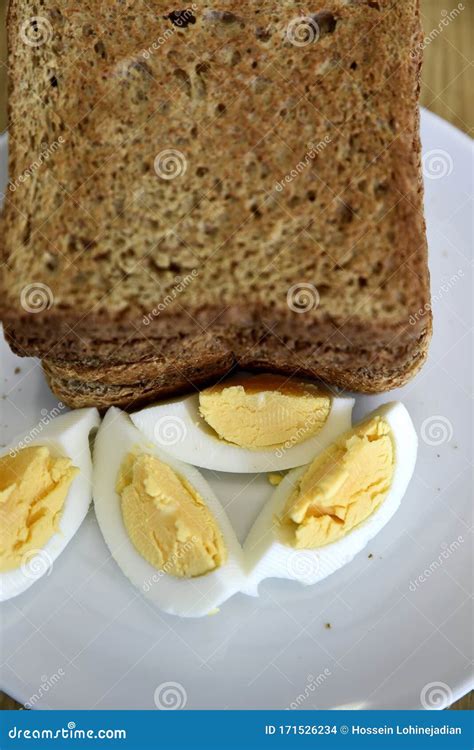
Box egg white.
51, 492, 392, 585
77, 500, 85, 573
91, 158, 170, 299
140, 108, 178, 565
0, 408, 100, 601
93, 408, 246, 618
241, 402, 418, 596
131, 392, 354, 473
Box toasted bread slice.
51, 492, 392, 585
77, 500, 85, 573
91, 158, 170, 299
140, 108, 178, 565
1, 1, 431, 407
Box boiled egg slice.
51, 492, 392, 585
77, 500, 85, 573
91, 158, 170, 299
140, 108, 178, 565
93, 408, 245, 617
131, 374, 354, 473
242, 402, 417, 596
0, 408, 100, 601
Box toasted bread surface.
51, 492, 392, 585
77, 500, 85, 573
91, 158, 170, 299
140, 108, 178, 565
1, 0, 431, 405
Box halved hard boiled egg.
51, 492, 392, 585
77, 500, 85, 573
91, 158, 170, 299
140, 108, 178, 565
242, 402, 417, 595
131, 374, 354, 473
93, 408, 245, 617
0, 408, 100, 601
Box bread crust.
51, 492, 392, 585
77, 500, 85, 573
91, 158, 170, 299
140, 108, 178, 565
41, 323, 431, 409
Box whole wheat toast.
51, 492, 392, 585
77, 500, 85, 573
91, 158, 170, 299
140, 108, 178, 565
1, 0, 431, 408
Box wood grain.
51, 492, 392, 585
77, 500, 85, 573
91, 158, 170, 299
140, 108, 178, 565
418, 0, 473, 134
0, 0, 471, 712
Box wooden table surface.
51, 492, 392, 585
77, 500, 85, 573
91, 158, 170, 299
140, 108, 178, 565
0, 0, 472, 712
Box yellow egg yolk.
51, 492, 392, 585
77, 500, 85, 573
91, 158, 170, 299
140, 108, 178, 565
117, 452, 227, 578
0, 446, 77, 572
198, 374, 331, 449
279, 416, 394, 548
268, 472, 285, 486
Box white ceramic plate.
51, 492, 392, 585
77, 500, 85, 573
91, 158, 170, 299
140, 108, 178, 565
0, 110, 472, 710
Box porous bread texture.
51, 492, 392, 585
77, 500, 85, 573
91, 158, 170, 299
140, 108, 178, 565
1, 0, 431, 406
